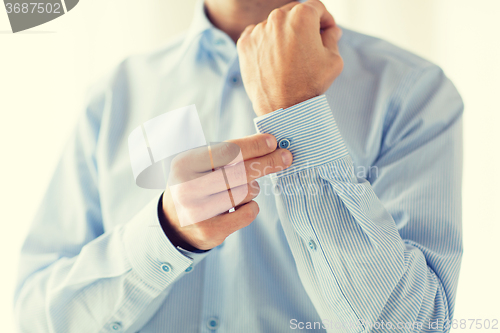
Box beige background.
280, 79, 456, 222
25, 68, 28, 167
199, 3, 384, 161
1, 0, 498, 331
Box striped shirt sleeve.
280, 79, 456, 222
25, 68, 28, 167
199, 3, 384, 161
254, 85, 462, 332
253, 95, 349, 178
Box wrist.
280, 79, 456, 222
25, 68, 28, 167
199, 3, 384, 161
252, 92, 321, 116
253, 94, 350, 178
158, 192, 202, 252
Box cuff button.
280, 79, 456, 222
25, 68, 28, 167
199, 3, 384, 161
160, 263, 172, 273
207, 317, 220, 330
278, 138, 291, 149
110, 322, 122, 331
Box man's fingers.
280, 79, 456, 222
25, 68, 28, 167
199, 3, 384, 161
177, 200, 259, 249
280, 0, 335, 30
274, 0, 341, 58
205, 181, 260, 216
239, 24, 256, 41
321, 25, 342, 50
171, 134, 276, 175
278, 1, 301, 12
224, 148, 293, 187
227, 180, 261, 206
209, 133, 278, 171
215, 200, 260, 234
301, 0, 336, 30
222, 133, 277, 161
192, 148, 292, 193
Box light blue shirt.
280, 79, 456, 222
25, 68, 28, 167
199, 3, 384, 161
14, 1, 463, 332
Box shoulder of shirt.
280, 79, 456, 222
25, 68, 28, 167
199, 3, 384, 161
339, 26, 438, 73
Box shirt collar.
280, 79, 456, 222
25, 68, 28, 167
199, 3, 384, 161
184, 0, 214, 45
185, 0, 309, 43
180, 0, 238, 67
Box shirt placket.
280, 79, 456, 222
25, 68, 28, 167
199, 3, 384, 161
198, 28, 237, 333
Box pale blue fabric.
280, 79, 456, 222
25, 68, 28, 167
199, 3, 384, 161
14, 1, 463, 332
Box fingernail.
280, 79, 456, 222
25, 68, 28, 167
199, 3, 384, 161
266, 136, 275, 149
281, 150, 292, 165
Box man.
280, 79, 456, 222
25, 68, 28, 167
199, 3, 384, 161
14, 0, 463, 332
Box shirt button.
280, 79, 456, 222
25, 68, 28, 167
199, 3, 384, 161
308, 240, 317, 251
110, 322, 122, 331
160, 262, 172, 273
207, 317, 220, 330
185, 265, 193, 273
278, 138, 291, 149
229, 74, 241, 87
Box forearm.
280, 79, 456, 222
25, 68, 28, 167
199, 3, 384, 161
255, 89, 462, 332
14, 197, 205, 333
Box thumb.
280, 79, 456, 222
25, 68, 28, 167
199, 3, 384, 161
321, 25, 342, 50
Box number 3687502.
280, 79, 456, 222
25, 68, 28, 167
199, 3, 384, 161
5, 3, 62, 14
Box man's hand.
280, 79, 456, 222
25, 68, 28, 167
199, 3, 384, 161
237, 0, 343, 116
160, 134, 293, 251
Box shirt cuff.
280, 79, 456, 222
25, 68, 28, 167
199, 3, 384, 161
122, 195, 198, 290
254, 95, 349, 178
176, 246, 211, 269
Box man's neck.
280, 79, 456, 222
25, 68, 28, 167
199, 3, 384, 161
204, 0, 294, 43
